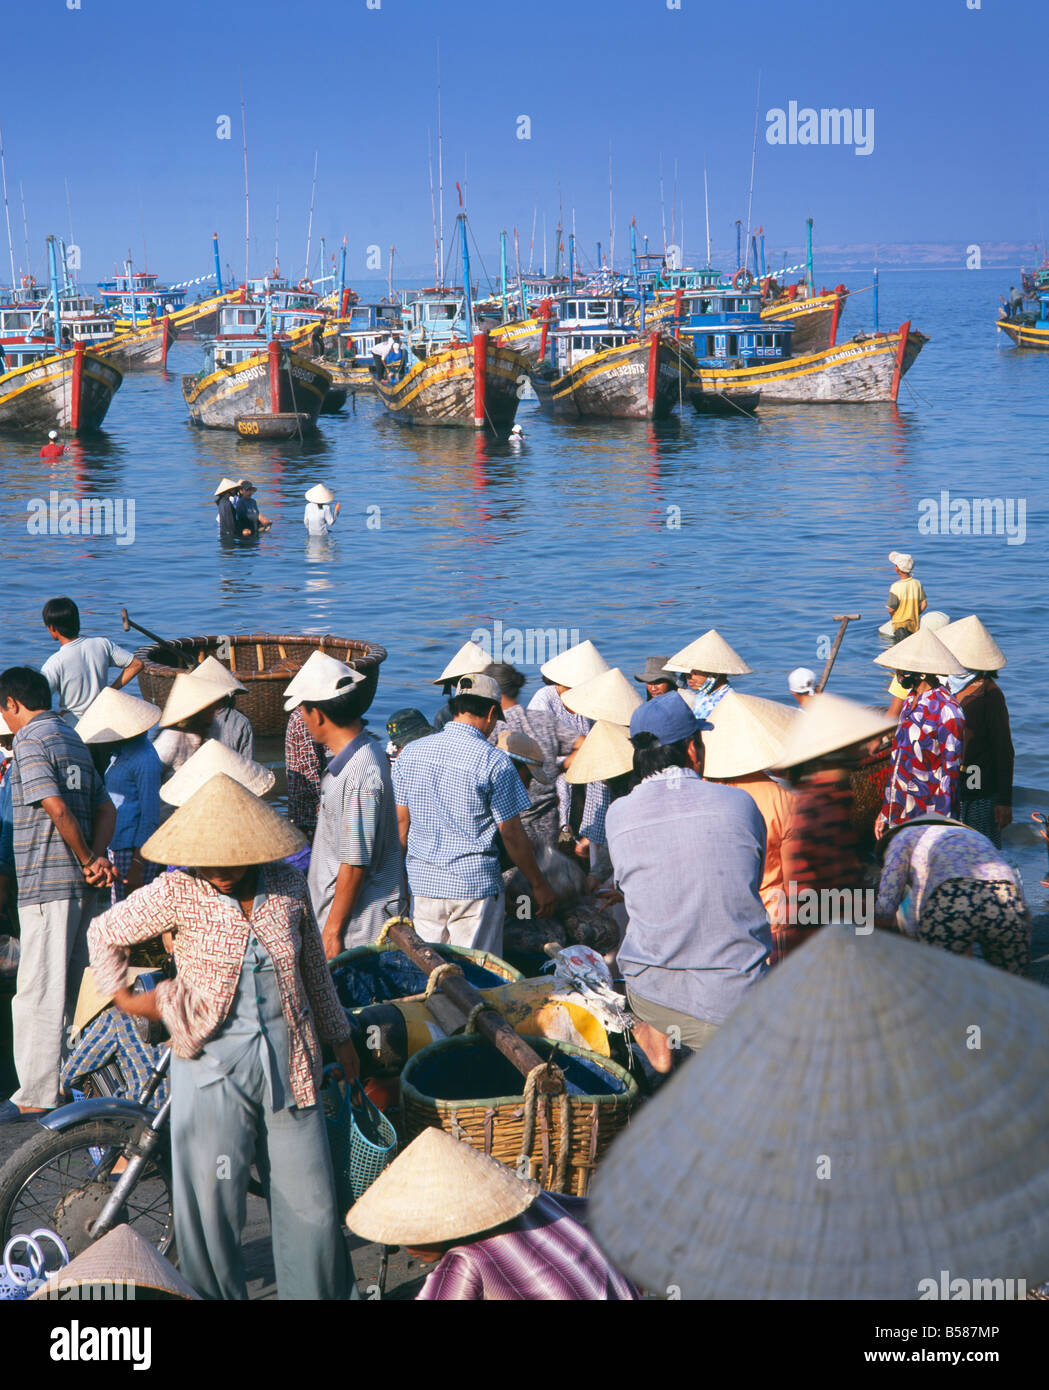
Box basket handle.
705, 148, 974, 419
3, 1236, 45, 1287
29, 1228, 70, 1272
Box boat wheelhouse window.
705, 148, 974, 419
728, 335, 739, 355
586, 302, 608, 318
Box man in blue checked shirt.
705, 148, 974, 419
393, 674, 558, 953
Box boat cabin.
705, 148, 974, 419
676, 289, 794, 364
404, 290, 470, 354
544, 294, 635, 373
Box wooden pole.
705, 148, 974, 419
384, 920, 563, 1093
816, 614, 860, 692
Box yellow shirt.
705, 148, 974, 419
888, 577, 925, 634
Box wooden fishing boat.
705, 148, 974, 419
377, 333, 528, 428
135, 632, 387, 734
93, 315, 176, 370
0, 342, 122, 431
98, 265, 186, 327
182, 302, 332, 429
235, 412, 313, 438
997, 296, 1049, 348
692, 323, 927, 405
489, 302, 554, 366
761, 284, 848, 352
167, 290, 241, 339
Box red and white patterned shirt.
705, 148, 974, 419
88, 863, 351, 1109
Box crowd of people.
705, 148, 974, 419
0, 552, 1031, 1299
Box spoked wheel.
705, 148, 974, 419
0, 1120, 175, 1258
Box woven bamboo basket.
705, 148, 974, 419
134, 632, 386, 735
849, 743, 892, 837
329, 943, 521, 1011
401, 1035, 638, 1197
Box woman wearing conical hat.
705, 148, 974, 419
936, 616, 1014, 850
76, 689, 163, 903
346, 1127, 638, 1301
873, 628, 967, 837
873, 815, 1030, 977
87, 775, 360, 1301
666, 630, 751, 722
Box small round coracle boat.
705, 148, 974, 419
329, 942, 521, 1011
401, 1035, 638, 1196
135, 633, 387, 735
235, 412, 314, 438
849, 739, 893, 840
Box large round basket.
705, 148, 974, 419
329, 943, 521, 1012
401, 1035, 638, 1196
850, 743, 892, 839
134, 633, 386, 736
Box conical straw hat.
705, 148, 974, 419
432, 640, 492, 684
305, 483, 336, 504
214, 477, 240, 497
72, 965, 154, 1035
160, 739, 275, 806
158, 672, 234, 728
539, 639, 610, 687
771, 692, 894, 770
561, 668, 642, 725
566, 720, 635, 785
346, 1126, 539, 1245
920, 610, 951, 631
702, 691, 797, 779
76, 688, 160, 744
667, 630, 752, 675
140, 773, 304, 866
590, 927, 1049, 1300
873, 627, 967, 677
195, 654, 247, 694
30, 1224, 200, 1300
937, 615, 1007, 672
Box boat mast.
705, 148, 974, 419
631, 219, 645, 333
388, 245, 395, 303
528, 205, 537, 272
212, 232, 224, 295
743, 72, 761, 274
239, 69, 250, 287
427, 129, 439, 285
608, 143, 615, 275
807, 217, 815, 296
514, 227, 525, 319
542, 211, 547, 276
303, 150, 318, 284
274, 187, 280, 276
459, 207, 473, 338
436, 43, 445, 287
671, 158, 677, 252
47, 236, 62, 347
0, 123, 17, 292
500, 229, 508, 322
19, 181, 30, 281
704, 164, 711, 268
659, 155, 667, 256
337, 237, 347, 310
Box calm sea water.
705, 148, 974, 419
1, 268, 1045, 901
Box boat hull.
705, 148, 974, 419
376, 340, 528, 428
691, 325, 927, 404
0, 349, 122, 431
168, 292, 241, 339
182, 350, 331, 429
761, 289, 846, 352
93, 317, 175, 370
996, 317, 1049, 348
236, 412, 313, 439
687, 384, 760, 416
489, 316, 546, 365
533, 335, 693, 420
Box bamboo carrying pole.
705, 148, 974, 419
816, 614, 861, 692
384, 920, 564, 1094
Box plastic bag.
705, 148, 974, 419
0, 935, 18, 978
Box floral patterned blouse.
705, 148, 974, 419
880, 686, 964, 828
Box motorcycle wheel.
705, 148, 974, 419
0, 1119, 175, 1258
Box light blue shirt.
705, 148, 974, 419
105, 735, 162, 852
41, 636, 135, 720
606, 769, 771, 1025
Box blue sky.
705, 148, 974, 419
1, 0, 1044, 286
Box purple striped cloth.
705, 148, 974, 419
415, 1192, 639, 1301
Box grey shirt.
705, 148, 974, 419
307, 731, 402, 949
208, 706, 255, 761
605, 769, 770, 1026
41, 636, 135, 720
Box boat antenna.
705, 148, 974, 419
608, 142, 615, 274
542, 210, 547, 276
274, 186, 280, 275
388, 244, 395, 302
659, 155, 667, 255
528, 203, 537, 272
436, 40, 445, 287
0, 122, 17, 292
427, 128, 439, 285
743, 71, 761, 274
239, 66, 250, 286
303, 149, 318, 284
704, 163, 711, 267
671, 157, 678, 251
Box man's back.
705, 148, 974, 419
606, 770, 770, 1025
10, 711, 104, 905
41, 636, 134, 720
392, 722, 529, 898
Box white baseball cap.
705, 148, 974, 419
282, 650, 364, 711
48, 430, 58, 440
788, 667, 817, 695
888, 551, 915, 573
454, 672, 505, 717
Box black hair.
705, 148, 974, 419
896, 671, 941, 691
0, 666, 52, 712
972, 670, 999, 681
449, 693, 499, 720
606, 770, 636, 801
42, 596, 80, 638
303, 683, 368, 728
630, 730, 699, 781
484, 662, 526, 700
